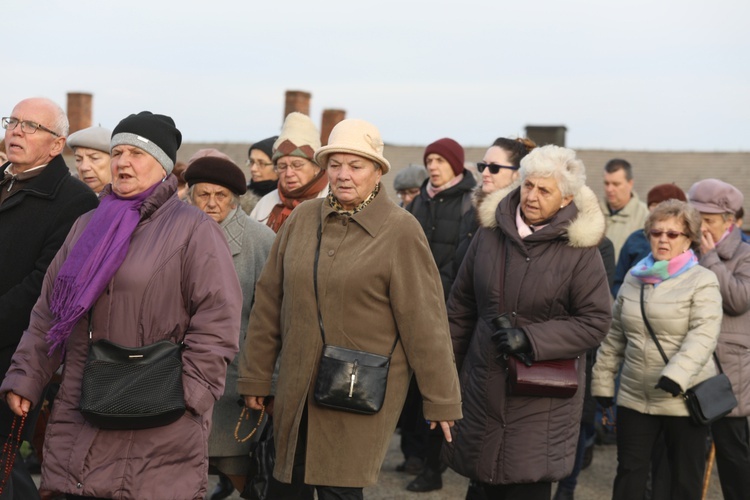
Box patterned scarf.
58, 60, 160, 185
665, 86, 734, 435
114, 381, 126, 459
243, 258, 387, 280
630, 249, 698, 286
266, 170, 327, 232
327, 183, 380, 216
46, 182, 161, 354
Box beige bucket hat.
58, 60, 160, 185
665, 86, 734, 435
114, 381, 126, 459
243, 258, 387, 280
314, 119, 391, 174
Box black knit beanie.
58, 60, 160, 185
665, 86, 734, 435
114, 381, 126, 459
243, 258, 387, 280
111, 111, 182, 175
184, 156, 248, 196
248, 136, 278, 161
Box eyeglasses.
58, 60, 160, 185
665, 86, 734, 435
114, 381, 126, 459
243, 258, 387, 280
246, 158, 274, 168
477, 162, 519, 174
648, 229, 687, 239
275, 160, 309, 173
2, 117, 61, 137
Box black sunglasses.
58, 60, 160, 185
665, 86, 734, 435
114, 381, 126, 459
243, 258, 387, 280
648, 229, 687, 240
477, 162, 519, 174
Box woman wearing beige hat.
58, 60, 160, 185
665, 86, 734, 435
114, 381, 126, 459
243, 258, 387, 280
250, 112, 328, 232
66, 126, 112, 194
238, 119, 462, 499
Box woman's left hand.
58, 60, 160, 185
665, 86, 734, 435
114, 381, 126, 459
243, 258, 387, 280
429, 420, 455, 442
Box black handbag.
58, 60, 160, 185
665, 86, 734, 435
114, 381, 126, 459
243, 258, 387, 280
640, 284, 737, 426
311, 223, 398, 415
241, 416, 275, 500
79, 311, 186, 430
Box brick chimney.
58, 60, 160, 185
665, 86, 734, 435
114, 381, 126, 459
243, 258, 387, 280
320, 109, 346, 146
524, 125, 567, 147
284, 90, 312, 119
67, 92, 93, 135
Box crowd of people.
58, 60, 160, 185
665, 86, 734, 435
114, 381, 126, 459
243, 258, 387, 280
0, 96, 747, 500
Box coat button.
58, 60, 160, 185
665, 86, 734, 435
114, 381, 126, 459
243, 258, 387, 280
511, 312, 517, 317
328, 250, 334, 256
77, 483, 83, 488
526, 257, 530, 262
342, 218, 348, 226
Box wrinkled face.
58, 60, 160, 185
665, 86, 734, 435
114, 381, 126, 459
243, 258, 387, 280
191, 182, 236, 223
275, 155, 320, 192
249, 149, 277, 182
700, 212, 734, 245
520, 175, 572, 225
4, 98, 65, 172
649, 216, 691, 261
327, 153, 382, 211
604, 169, 633, 211
74, 147, 111, 193
425, 153, 455, 188
110, 145, 165, 198
481, 146, 519, 194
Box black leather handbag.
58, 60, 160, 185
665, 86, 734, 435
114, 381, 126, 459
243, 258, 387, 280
311, 223, 398, 415
640, 284, 737, 426
79, 312, 186, 430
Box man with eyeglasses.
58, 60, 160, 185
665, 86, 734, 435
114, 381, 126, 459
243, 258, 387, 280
0, 98, 98, 499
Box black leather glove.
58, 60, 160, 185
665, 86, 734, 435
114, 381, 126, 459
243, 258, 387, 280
491, 327, 531, 355
595, 396, 615, 409
655, 376, 681, 397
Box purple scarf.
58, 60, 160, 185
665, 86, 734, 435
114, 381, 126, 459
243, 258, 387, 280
46, 183, 161, 354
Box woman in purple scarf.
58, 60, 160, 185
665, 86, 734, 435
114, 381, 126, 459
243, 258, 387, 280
1, 112, 242, 499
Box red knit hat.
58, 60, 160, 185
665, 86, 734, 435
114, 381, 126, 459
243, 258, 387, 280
647, 183, 686, 206
424, 138, 464, 176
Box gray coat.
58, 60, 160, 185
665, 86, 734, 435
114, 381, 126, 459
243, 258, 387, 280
699, 227, 750, 416
442, 183, 612, 484
209, 208, 274, 457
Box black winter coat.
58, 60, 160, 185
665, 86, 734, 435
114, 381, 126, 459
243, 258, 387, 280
0, 156, 98, 436
407, 173, 476, 300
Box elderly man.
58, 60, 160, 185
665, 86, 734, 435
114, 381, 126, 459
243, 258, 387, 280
0, 98, 98, 498
184, 154, 275, 499
688, 179, 750, 500
67, 125, 112, 195
600, 159, 649, 261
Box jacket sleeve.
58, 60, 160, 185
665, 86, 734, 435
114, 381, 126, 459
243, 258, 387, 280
700, 246, 750, 317
591, 292, 626, 398
524, 247, 612, 360
0, 189, 98, 350
661, 272, 723, 389
181, 218, 242, 415
389, 218, 462, 422
237, 215, 291, 398
446, 228, 481, 372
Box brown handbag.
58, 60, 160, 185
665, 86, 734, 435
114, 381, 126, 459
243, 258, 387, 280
497, 239, 579, 399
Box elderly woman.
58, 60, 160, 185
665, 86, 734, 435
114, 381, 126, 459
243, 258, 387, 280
688, 179, 750, 500
184, 154, 275, 498
67, 126, 112, 195
239, 119, 462, 500
250, 113, 328, 231
443, 145, 611, 500
592, 199, 722, 500
1, 111, 242, 499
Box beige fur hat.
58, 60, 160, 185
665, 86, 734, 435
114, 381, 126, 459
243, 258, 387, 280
272, 112, 321, 163
314, 119, 391, 174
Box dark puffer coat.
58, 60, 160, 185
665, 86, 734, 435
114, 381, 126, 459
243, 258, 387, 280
407, 173, 476, 300
442, 182, 612, 484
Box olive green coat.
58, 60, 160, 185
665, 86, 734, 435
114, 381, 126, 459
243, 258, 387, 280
238, 187, 462, 487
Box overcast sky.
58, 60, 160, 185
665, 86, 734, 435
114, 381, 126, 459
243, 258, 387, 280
3, 0, 747, 151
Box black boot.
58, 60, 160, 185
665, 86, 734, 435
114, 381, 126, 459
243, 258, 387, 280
406, 467, 443, 492
209, 473, 234, 500
552, 484, 575, 500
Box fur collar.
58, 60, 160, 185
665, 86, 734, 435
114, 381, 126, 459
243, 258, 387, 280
476, 180, 605, 248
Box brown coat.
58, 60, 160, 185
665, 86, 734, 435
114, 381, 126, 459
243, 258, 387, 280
0, 177, 242, 500
442, 183, 612, 484
238, 187, 462, 487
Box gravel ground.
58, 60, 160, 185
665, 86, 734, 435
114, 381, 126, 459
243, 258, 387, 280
204, 432, 724, 499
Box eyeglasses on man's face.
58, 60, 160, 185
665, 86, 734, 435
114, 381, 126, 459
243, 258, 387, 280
477, 162, 519, 175
2, 117, 61, 137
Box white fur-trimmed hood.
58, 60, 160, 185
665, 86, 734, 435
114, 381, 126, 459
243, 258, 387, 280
476, 181, 606, 248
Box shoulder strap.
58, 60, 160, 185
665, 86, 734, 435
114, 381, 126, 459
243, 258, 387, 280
639, 283, 723, 373
314, 221, 400, 356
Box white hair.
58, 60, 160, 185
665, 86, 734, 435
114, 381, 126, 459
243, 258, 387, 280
519, 144, 586, 197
